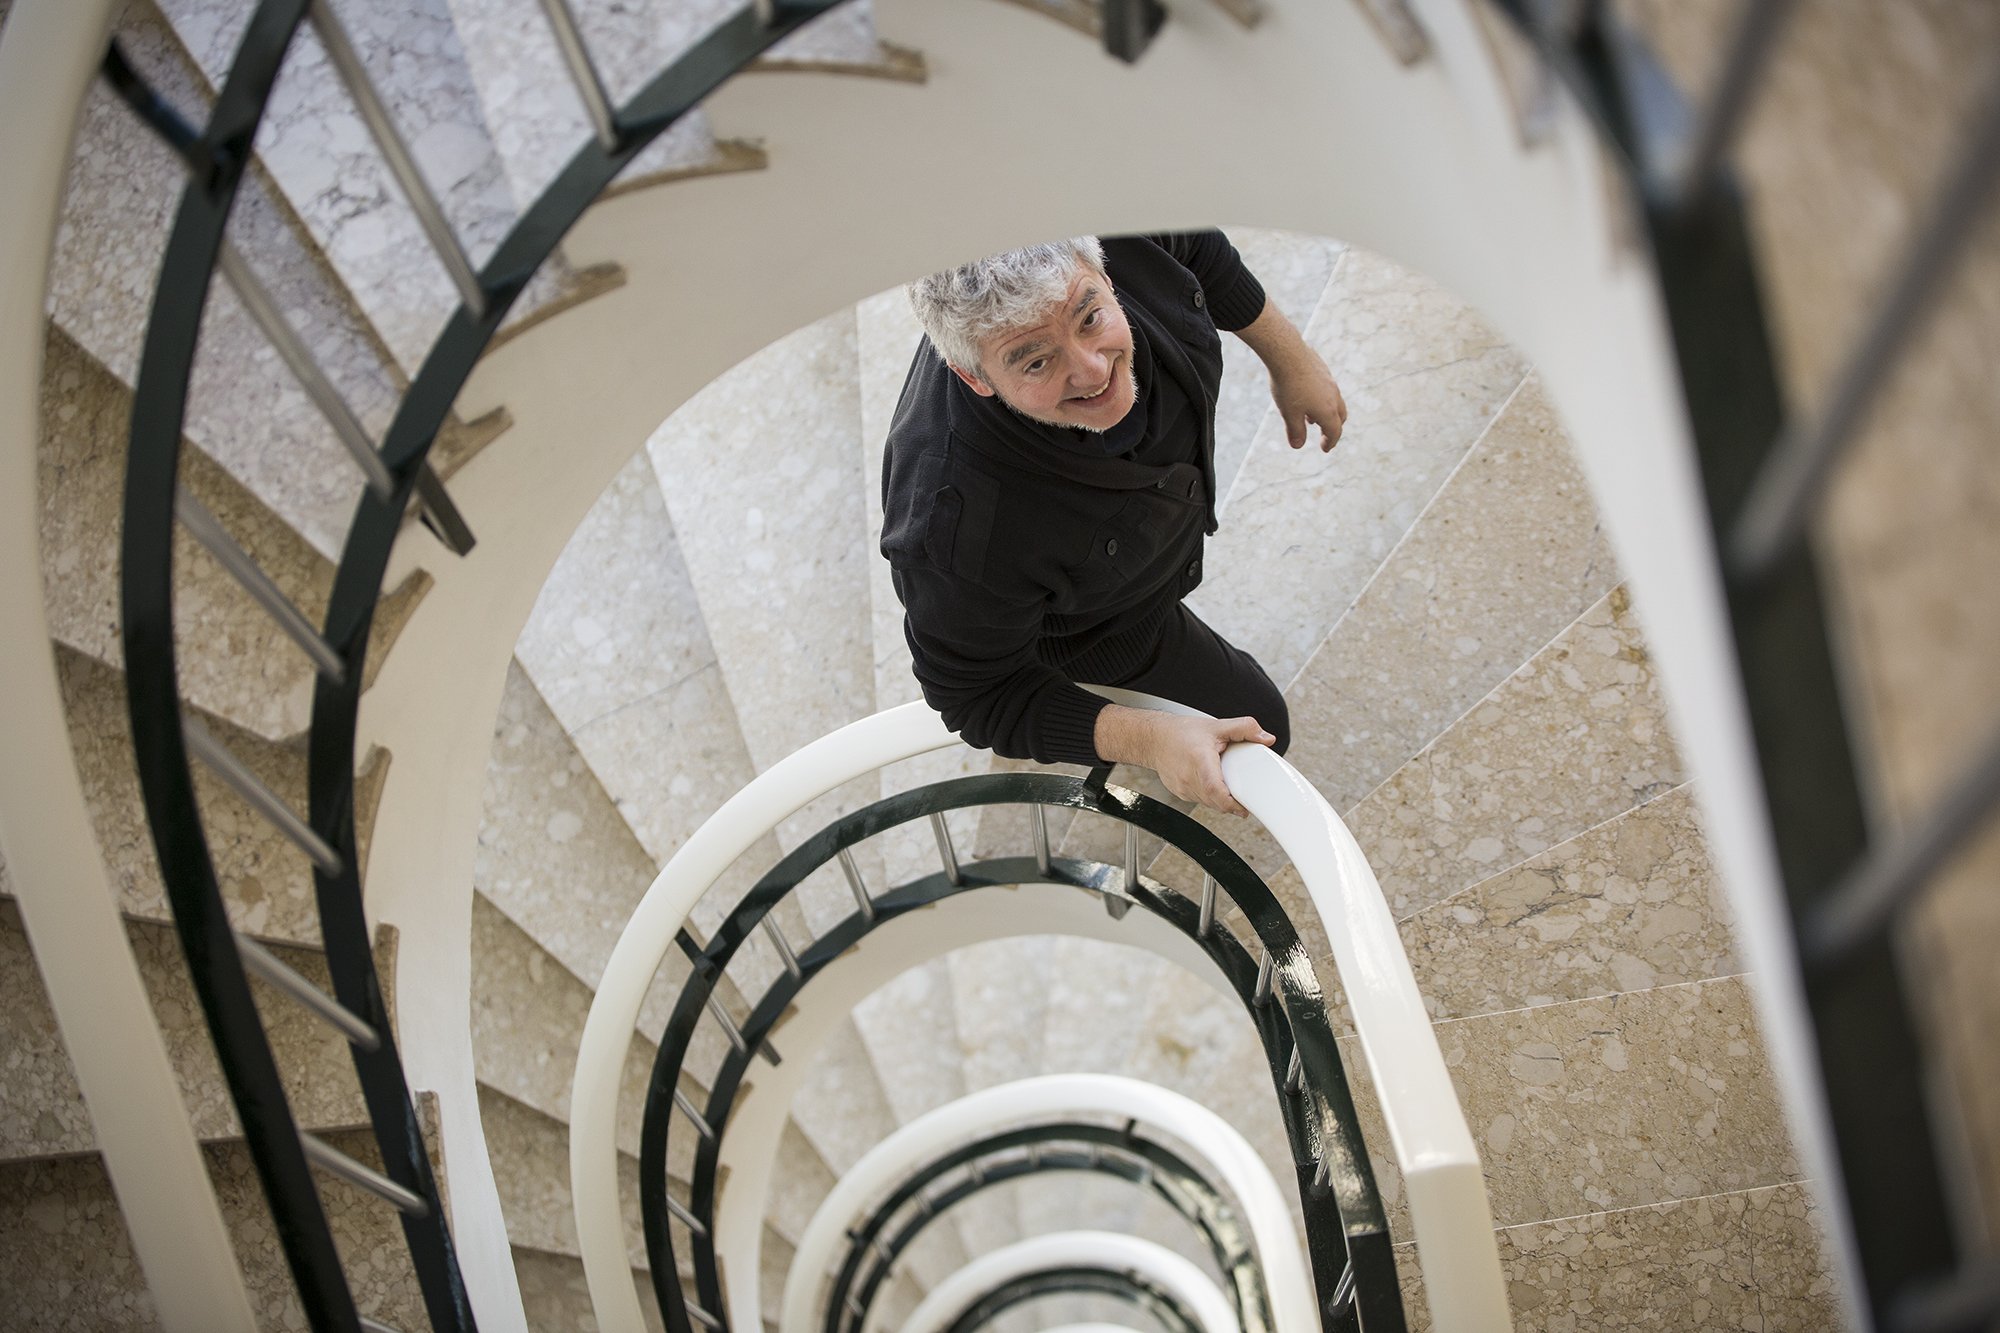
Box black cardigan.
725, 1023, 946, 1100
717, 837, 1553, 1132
880, 231, 1267, 765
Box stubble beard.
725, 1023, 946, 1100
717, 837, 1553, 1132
1001, 359, 1140, 435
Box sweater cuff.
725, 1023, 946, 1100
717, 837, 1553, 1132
1205, 264, 1268, 333
1036, 683, 1113, 767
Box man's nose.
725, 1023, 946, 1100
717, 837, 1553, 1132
1069, 339, 1110, 386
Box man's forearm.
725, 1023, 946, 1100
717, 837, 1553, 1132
1093, 703, 1274, 817
1233, 297, 1317, 376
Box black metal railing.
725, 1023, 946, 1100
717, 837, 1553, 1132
824, 1120, 1271, 1333
1484, 2, 2000, 1327
947, 1267, 1204, 1333
640, 770, 1399, 1333
111, 2, 857, 1329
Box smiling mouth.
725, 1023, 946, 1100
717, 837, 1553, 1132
1068, 361, 1120, 405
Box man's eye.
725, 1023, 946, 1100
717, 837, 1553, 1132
1081, 308, 1100, 328
1025, 359, 1048, 375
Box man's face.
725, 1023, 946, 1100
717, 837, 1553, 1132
951, 266, 1137, 433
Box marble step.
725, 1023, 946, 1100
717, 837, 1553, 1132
638, 309, 908, 1189
1391, 1182, 1845, 1331
478, 657, 738, 1068
154, 0, 518, 376
1190, 242, 1529, 693
0, 896, 394, 1165
1343, 974, 1807, 1247
0, 1114, 446, 1330
38, 324, 430, 743
1147, 368, 1621, 919
479, 1083, 665, 1273
513, 449, 803, 1002
51, 3, 499, 558
55, 644, 390, 951
470, 891, 702, 1177
513, 1243, 668, 1333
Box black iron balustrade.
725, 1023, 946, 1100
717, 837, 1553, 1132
945, 1266, 1204, 1333
1483, 2, 2000, 1326
111, 2, 856, 1329
640, 770, 1400, 1333
825, 1120, 1271, 1333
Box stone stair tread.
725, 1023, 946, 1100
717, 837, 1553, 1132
155, 0, 521, 375
513, 1242, 669, 1333
478, 657, 743, 1062
1397, 782, 1738, 1024
1395, 1187, 1842, 1330
56, 646, 391, 950
1282, 371, 1619, 817
1191, 244, 1528, 690
470, 892, 702, 1176
1212, 228, 1344, 506
0, 1118, 445, 1329
515, 451, 797, 993
51, 3, 416, 558
40, 326, 431, 743
479, 1083, 664, 1272
1347, 975, 1796, 1242
0, 898, 394, 1163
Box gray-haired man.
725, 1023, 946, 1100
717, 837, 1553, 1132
880, 231, 1345, 815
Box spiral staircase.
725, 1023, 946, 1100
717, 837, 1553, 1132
4, 0, 1998, 1330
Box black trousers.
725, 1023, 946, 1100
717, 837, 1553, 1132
1107, 604, 1291, 755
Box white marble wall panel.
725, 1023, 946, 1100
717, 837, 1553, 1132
1189, 245, 1528, 688
50, 5, 405, 555
1212, 228, 1343, 503
442, 0, 739, 208
159, 0, 518, 372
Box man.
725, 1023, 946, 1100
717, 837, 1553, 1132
881, 231, 1346, 815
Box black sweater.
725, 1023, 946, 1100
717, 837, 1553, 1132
880, 231, 1268, 764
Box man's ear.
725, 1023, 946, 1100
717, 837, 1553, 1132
949, 362, 997, 398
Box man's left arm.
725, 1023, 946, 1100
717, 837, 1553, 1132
1150, 230, 1348, 452
1234, 297, 1348, 452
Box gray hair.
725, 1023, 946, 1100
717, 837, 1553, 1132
907, 237, 1106, 380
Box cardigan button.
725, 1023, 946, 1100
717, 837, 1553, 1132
1193, 289, 1206, 309
1106, 538, 1119, 556
1186, 481, 1198, 497
1186, 559, 1200, 579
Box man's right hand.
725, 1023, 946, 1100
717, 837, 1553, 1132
1092, 704, 1276, 817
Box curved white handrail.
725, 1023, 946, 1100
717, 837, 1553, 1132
573, 692, 1509, 1332
572, 701, 959, 1331
896, 1231, 1240, 1333
782, 1074, 1308, 1333
1094, 687, 1511, 1332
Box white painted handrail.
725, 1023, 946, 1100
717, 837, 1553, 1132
571, 701, 958, 1332
782, 1074, 1308, 1333
897, 1231, 1240, 1333
1094, 687, 1512, 1332
573, 691, 1508, 1331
